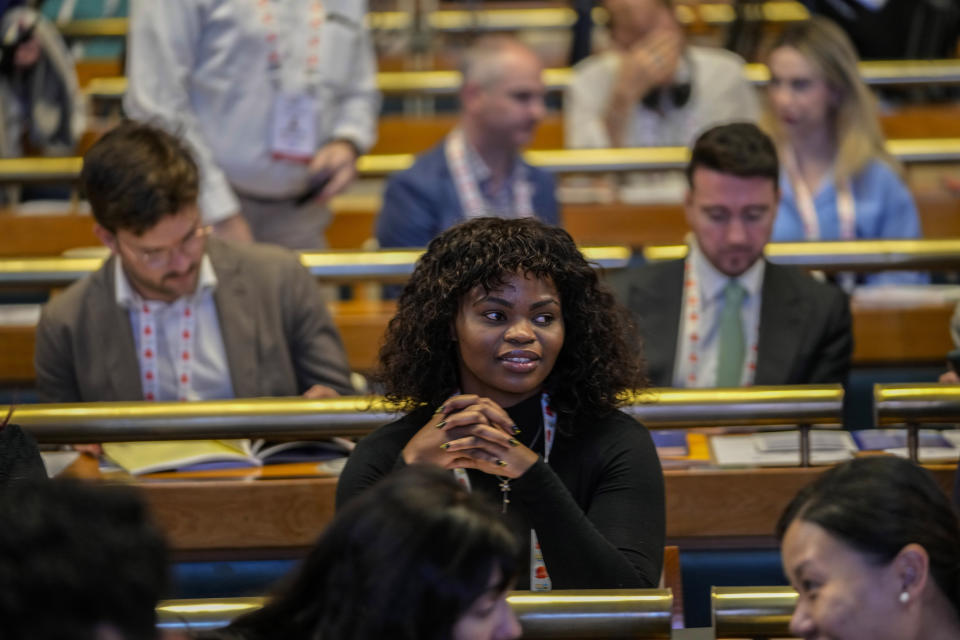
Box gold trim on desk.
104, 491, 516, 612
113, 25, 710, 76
874, 383, 960, 425
644, 238, 960, 271
0, 157, 83, 182
56, 17, 127, 37
62, 4, 809, 39
712, 586, 797, 638
7, 139, 960, 183
0, 246, 630, 286
156, 590, 673, 637
85, 58, 960, 100
623, 385, 843, 428
19, 385, 841, 443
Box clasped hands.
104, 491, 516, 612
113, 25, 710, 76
402, 394, 539, 479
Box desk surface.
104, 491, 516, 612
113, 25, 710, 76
65, 456, 955, 554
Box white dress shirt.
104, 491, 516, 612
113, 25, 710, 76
673, 243, 765, 388
116, 255, 234, 400
124, 0, 380, 224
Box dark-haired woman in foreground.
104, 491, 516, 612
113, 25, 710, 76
338, 217, 665, 590
778, 457, 960, 640
202, 466, 521, 640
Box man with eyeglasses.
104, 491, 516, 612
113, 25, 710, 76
34, 121, 355, 403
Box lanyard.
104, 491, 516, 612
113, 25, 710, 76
253, 0, 325, 92
676, 258, 758, 387
453, 393, 556, 591
783, 147, 856, 241
137, 299, 197, 402
444, 130, 534, 220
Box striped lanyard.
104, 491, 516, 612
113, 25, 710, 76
444, 130, 534, 220
783, 147, 856, 241
254, 0, 325, 92
137, 299, 197, 402
676, 258, 758, 388
453, 393, 556, 591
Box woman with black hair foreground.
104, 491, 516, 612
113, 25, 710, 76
204, 466, 521, 640
778, 457, 960, 640
338, 217, 665, 590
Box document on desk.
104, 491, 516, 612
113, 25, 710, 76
710, 431, 857, 467
854, 428, 960, 463
104, 438, 352, 475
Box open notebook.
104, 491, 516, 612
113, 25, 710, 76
103, 438, 354, 476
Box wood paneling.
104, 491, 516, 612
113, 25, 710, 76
122, 464, 956, 553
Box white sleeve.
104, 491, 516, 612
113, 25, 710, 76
565, 59, 615, 149
124, 0, 239, 224
326, 14, 380, 153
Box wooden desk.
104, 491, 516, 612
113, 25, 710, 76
5, 197, 959, 255
123, 464, 956, 554
0, 300, 953, 385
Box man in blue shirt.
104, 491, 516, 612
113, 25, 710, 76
376, 35, 560, 248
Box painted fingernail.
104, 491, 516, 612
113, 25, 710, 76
511, 425, 521, 435
435, 420, 447, 429
508, 438, 520, 447
440, 443, 451, 450
496, 459, 508, 467
434, 404, 446, 414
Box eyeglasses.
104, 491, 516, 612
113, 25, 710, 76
119, 225, 210, 269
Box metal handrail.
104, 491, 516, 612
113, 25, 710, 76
6, 138, 960, 183
874, 384, 960, 462
2, 239, 959, 285
84, 58, 960, 100
623, 385, 843, 429
875, 384, 960, 425
17, 385, 842, 444
156, 590, 674, 637
0, 246, 629, 286
61, 3, 808, 39
712, 586, 796, 638
644, 239, 960, 272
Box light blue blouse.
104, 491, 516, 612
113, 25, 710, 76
773, 160, 928, 285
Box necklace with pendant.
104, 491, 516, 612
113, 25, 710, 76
496, 421, 543, 514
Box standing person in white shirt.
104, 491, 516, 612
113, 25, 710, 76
124, 0, 380, 249
617, 122, 852, 387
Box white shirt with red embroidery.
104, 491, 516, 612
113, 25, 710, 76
115, 255, 234, 401
672, 241, 765, 388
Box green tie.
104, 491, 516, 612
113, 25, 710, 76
715, 280, 746, 387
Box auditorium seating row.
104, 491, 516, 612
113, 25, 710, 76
34, 384, 958, 632
28, 384, 958, 546
56, 2, 812, 42
0, 241, 954, 388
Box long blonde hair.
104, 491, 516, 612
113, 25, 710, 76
761, 17, 900, 182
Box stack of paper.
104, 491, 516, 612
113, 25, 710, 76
710, 431, 857, 467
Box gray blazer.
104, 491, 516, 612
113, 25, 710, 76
34, 238, 354, 402
619, 259, 853, 387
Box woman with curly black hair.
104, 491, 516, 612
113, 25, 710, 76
338, 217, 665, 590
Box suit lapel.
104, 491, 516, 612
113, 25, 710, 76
96, 257, 142, 400
755, 264, 804, 385
634, 262, 684, 387
209, 241, 259, 397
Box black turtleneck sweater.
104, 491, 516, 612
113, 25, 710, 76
336, 395, 665, 590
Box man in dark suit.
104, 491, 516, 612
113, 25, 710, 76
35, 121, 354, 403
376, 35, 559, 249
621, 122, 852, 387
